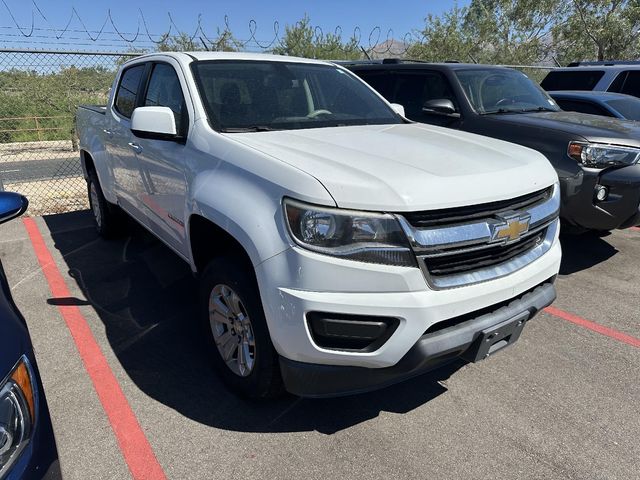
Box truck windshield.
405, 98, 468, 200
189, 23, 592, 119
191, 60, 402, 132
455, 68, 560, 115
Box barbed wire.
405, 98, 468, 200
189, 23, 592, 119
0, 0, 415, 56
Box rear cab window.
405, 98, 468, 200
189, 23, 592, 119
114, 64, 146, 118
540, 70, 605, 91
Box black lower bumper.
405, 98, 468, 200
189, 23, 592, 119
280, 281, 557, 398
560, 164, 640, 231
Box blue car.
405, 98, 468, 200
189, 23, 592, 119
0, 192, 61, 479
548, 90, 640, 121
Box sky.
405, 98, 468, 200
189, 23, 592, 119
0, 0, 468, 50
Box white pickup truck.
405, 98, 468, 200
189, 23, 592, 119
76, 52, 561, 398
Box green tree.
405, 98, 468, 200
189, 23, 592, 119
272, 15, 361, 60
465, 0, 563, 64
409, 0, 563, 65
554, 0, 640, 63
157, 32, 206, 52
156, 29, 239, 52
407, 5, 474, 62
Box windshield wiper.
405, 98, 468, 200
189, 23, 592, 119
481, 108, 514, 115
220, 126, 278, 133
482, 106, 558, 115
519, 106, 558, 113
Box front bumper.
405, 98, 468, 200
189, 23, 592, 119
255, 226, 561, 371
560, 163, 640, 230
281, 281, 556, 397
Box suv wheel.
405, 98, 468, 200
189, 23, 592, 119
199, 256, 283, 398
87, 169, 123, 238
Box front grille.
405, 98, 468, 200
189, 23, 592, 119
397, 183, 559, 288
403, 186, 552, 228
423, 229, 546, 277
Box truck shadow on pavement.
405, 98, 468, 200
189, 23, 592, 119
558, 231, 618, 275
43, 210, 463, 435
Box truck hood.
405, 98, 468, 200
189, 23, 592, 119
226, 123, 557, 211
488, 111, 640, 147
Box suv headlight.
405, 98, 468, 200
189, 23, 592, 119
0, 356, 35, 478
284, 199, 416, 267
568, 142, 640, 168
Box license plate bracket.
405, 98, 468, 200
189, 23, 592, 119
463, 311, 530, 363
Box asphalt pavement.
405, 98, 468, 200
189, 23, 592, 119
0, 211, 638, 480
0, 157, 82, 182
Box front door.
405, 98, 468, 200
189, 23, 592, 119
131, 61, 191, 257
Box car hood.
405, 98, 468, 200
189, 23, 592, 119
488, 111, 640, 147
226, 123, 557, 211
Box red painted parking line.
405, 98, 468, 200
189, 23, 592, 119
23, 218, 166, 480
631, 226, 640, 232
544, 306, 640, 348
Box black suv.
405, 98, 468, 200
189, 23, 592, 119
345, 60, 640, 232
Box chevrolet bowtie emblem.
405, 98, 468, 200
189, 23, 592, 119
491, 213, 531, 243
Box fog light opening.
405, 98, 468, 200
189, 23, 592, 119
595, 185, 609, 202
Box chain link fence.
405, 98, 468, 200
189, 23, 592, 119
0, 49, 138, 215
0, 48, 556, 216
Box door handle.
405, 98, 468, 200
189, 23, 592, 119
103, 129, 113, 136
128, 142, 143, 153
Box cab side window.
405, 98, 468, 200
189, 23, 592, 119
608, 70, 640, 98
555, 99, 612, 117
114, 64, 145, 118
144, 63, 188, 135
355, 70, 393, 99
390, 72, 458, 120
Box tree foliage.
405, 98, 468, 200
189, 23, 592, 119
272, 15, 361, 60
409, 0, 564, 64
157, 28, 239, 52
554, 0, 640, 62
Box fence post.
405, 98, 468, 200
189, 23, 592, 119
34, 116, 43, 141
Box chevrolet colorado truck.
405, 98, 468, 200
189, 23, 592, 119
346, 60, 640, 233
76, 52, 561, 398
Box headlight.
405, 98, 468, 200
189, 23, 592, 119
284, 199, 416, 267
0, 356, 35, 477
568, 142, 640, 168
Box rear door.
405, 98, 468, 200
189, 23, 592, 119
105, 62, 150, 225
130, 60, 191, 257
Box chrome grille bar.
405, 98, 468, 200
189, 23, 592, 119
396, 183, 560, 289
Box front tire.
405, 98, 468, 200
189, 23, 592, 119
199, 256, 283, 399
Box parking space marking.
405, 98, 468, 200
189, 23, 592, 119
544, 306, 640, 348
23, 218, 167, 480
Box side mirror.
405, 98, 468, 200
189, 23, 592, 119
0, 192, 28, 225
422, 99, 460, 118
131, 106, 178, 141
390, 103, 406, 117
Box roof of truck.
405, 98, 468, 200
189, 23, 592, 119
130, 51, 335, 66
